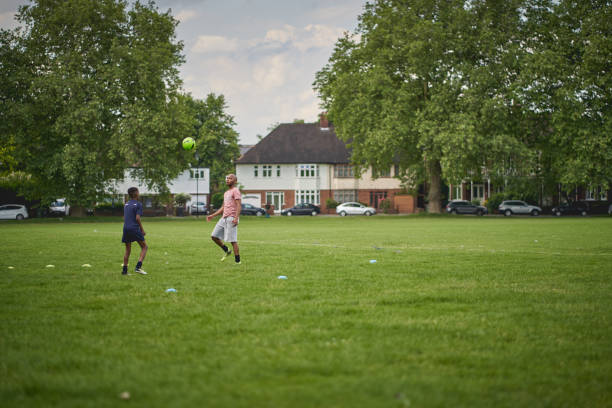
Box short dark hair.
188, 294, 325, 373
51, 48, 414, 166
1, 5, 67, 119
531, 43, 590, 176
127, 187, 139, 198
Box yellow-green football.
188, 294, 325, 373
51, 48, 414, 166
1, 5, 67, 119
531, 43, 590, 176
182, 137, 195, 150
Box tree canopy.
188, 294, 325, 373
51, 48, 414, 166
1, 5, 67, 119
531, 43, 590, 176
185, 93, 240, 194
314, 0, 612, 211
0, 0, 204, 207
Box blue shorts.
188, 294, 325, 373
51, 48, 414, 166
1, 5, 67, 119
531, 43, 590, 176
122, 228, 145, 243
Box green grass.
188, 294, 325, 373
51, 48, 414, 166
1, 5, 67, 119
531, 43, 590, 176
1, 215, 611, 407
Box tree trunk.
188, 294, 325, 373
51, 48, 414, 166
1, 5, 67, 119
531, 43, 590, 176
426, 159, 442, 213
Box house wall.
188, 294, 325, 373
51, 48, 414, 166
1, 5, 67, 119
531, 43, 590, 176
236, 164, 412, 213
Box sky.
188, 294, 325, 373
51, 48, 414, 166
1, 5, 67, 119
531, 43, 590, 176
0, 0, 367, 145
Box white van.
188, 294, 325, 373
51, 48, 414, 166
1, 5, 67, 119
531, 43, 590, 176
49, 199, 70, 216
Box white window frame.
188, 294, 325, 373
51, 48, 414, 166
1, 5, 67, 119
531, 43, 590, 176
296, 164, 319, 178
472, 184, 484, 201
334, 164, 354, 178
333, 190, 356, 203
262, 165, 272, 178
254, 165, 258, 177
276, 165, 281, 177
453, 185, 462, 200
296, 189, 320, 205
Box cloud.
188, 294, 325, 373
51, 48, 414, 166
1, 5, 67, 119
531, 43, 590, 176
309, 3, 365, 21
296, 24, 347, 52
0, 11, 20, 30
264, 24, 296, 44
192, 35, 239, 53
252, 54, 293, 89
175, 9, 198, 22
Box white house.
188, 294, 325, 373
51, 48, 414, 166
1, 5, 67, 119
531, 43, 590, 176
236, 116, 410, 214
111, 167, 210, 211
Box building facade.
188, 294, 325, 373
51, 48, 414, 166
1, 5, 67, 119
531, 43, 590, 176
236, 118, 409, 213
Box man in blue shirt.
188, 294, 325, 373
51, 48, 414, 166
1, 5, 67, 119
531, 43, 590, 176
122, 187, 148, 275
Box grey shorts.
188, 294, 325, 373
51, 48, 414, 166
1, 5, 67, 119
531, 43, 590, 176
211, 216, 238, 242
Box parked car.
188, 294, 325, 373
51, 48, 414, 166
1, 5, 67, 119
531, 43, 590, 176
49, 198, 69, 216
336, 202, 376, 216
0, 204, 29, 220
241, 203, 266, 216
551, 201, 589, 217
445, 200, 487, 216
498, 200, 542, 216
190, 201, 208, 215
281, 203, 320, 216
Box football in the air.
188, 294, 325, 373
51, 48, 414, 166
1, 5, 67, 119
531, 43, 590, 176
182, 137, 195, 150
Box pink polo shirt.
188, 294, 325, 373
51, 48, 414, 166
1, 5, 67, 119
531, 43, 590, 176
223, 187, 241, 218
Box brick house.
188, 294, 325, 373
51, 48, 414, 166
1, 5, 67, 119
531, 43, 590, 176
235, 117, 415, 214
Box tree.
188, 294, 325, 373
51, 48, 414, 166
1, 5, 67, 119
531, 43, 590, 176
519, 0, 612, 193
184, 93, 240, 194
314, 0, 534, 212
0, 0, 193, 211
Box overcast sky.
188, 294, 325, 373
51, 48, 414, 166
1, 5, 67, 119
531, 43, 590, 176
0, 0, 366, 145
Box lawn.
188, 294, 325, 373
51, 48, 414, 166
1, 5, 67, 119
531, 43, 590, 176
1, 215, 611, 407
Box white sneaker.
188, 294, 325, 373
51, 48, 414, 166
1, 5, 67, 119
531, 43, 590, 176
135, 268, 147, 275
221, 248, 232, 262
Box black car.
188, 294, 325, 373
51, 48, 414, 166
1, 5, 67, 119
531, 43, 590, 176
241, 203, 266, 216
445, 200, 488, 216
281, 203, 320, 216
551, 201, 589, 216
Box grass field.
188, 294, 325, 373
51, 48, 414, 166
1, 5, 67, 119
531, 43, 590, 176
1, 215, 611, 407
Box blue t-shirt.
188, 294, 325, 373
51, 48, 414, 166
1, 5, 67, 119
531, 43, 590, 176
123, 200, 143, 230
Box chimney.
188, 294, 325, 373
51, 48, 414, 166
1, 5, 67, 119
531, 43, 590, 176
319, 112, 329, 130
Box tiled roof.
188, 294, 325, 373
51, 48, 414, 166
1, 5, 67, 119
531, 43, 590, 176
237, 123, 351, 164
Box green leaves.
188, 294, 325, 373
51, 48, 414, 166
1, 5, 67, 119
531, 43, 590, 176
315, 0, 611, 208
1, 0, 191, 205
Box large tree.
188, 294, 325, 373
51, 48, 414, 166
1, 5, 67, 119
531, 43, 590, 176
314, 0, 540, 212
0, 0, 194, 211
520, 0, 612, 193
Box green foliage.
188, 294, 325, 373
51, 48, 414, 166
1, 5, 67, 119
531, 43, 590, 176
379, 198, 392, 213
486, 193, 505, 213
471, 199, 481, 206
211, 192, 224, 209
314, 0, 612, 208
173, 193, 191, 207
184, 93, 240, 194
325, 198, 339, 209
519, 0, 612, 190
0, 0, 192, 205
94, 202, 123, 211
314, 0, 530, 213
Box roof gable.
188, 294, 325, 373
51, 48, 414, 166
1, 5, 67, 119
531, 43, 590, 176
237, 123, 351, 164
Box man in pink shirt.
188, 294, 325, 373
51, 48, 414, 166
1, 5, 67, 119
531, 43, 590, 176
207, 174, 242, 264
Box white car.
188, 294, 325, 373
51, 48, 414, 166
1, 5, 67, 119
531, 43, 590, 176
49, 198, 70, 216
336, 202, 376, 216
0, 204, 29, 220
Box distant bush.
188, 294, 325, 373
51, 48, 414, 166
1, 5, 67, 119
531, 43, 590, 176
95, 202, 123, 211
326, 198, 339, 209
174, 193, 191, 207
471, 199, 481, 206
211, 192, 224, 209
486, 193, 504, 213
380, 198, 392, 213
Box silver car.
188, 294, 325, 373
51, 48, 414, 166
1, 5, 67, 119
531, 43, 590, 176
0, 204, 29, 220
498, 200, 542, 216
336, 202, 376, 216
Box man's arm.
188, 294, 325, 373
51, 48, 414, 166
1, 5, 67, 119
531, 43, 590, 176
207, 206, 223, 222
232, 199, 241, 225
